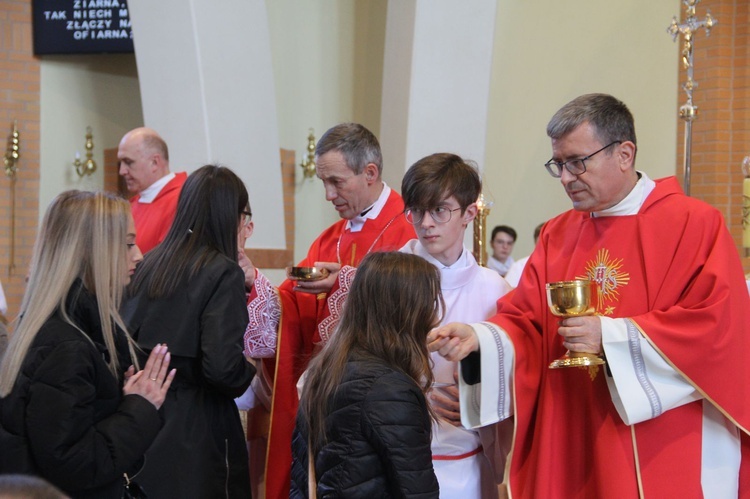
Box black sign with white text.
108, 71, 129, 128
32, 0, 134, 55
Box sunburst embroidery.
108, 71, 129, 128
577, 248, 630, 315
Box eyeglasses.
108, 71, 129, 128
544, 141, 621, 178
404, 206, 462, 225
241, 210, 253, 226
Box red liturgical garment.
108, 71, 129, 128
480, 177, 750, 497
129, 172, 187, 253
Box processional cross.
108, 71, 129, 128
667, 0, 716, 196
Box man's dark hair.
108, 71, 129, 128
491, 225, 517, 242
547, 93, 637, 150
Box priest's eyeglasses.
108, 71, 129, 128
405, 206, 462, 225
544, 141, 621, 178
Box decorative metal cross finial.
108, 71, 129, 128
667, 0, 716, 196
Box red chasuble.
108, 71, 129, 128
491, 177, 750, 498
262, 189, 415, 498
129, 172, 187, 253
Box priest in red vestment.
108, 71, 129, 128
428, 94, 750, 498
118, 127, 187, 253
241, 123, 415, 498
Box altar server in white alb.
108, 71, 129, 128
318, 153, 512, 497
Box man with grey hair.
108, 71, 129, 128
428, 93, 750, 497
117, 127, 187, 253
241, 123, 415, 498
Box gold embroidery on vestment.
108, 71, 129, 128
577, 248, 631, 314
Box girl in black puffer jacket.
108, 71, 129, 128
292, 252, 442, 498
0, 191, 174, 498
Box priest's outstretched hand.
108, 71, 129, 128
293, 261, 341, 295
427, 323, 478, 362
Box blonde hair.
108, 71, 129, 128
0, 191, 139, 396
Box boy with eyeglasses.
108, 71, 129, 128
318, 153, 512, 498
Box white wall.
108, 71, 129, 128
380, 0, 498, 181
127, 0, 286, 251
266, 0, 388, 263
39, 54, 142, 213
483, 0, 679, 257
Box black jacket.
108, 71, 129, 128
123, 251, 256, 499
290, 358, 439, 498
0, 282, 162, 499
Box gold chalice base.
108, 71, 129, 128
549, 352, 605, 369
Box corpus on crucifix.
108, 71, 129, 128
667, 0, 716, 196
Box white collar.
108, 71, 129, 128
138, 172, 176, 204
593, 171, 655, 217
346, 182, 390, 233
411, 240, 470, 270
403, 239, 479, 290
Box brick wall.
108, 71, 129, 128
0, 0, 40, 321
675, 0, 750, 273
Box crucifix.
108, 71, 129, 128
667, 0, 716, 196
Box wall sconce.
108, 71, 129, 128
74, 126, 97, 177
3, 120, 19, 178
299, 128, 316, 179
4, 120, 20, 274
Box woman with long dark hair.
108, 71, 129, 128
0, 190, 174, 498
124, 164, 256, 498
291, 251, 442, 498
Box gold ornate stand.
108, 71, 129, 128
3, 121, 20, 275
473, 193, 492, 266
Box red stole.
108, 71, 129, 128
262, 190, 415, 498
492, 177, 750, 497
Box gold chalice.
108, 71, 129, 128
546, 279, 606, 369
286, 266, 329, 282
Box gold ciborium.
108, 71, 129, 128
546, 279, 606, 369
